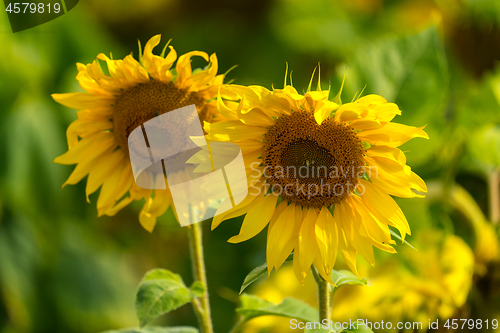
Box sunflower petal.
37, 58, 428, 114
267, 203, 296, 274
228, 193, 279, 243
315, 207, 338, 277
297, 208, 318, 278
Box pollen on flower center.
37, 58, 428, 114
263, 110, 365, 208
113, 80, 206, 153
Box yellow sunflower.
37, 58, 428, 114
53, 35, 228, 232
205, 74, 428, 283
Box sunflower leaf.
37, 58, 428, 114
389, 229, 416, 250
239, 254, 293, 293
330, 270, 367, 289
237, 293, 319, 322
135, 269, 205, 328
100, 326, 199, 333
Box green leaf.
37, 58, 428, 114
101, 327, 199, 333
240, 263, 267, 294
189, 281, 206, 298
135, 269, 204, 328
330, 270, 367, 289
237, 294, 318, 322
240, 254, 293, 293
389, 229, 416, 250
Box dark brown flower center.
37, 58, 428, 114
113, 80, 206, 153
263, 110, 365, 208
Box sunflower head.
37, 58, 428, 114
53, 35, 229, 232
205, 71, 428, 284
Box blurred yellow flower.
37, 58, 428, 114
205, 78, 428, 283
244, 234, 474, 333
53, 35, 226, 232
332, 234, 475, 330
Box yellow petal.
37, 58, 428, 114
239, 106, 276, 127
358, 179, 411, 240
273, 205, 302, 271
333, 103, 364, 122
139, 196, 156, 233
54, 132, 115, 165
315, 207, 338, 277
365, 155, 426, 197
216, 92, 239, 121
314, 100, 339, 125
105, 196, 135, 216
313, 255, 336, 286
189, 53, 219, 90
267, 203, 296, 274
142, 35, 177, 83
349, 195, 394, 250
293, 246, 305, 285
97, 157, 132, 214
358, 123, 428, 147
228, 193, 279, 243
137, 188, 171, 231
205, 120, 267, 142
62, 139, 116, 187
341, 198, 375, 266
52, 92, 115, 110
65, 118, 113, 150
297, 208, 318, 277
175, 51, 209, 88
211, 178, 266, 230
334, 202, 360, 277
85, 149, 125, 200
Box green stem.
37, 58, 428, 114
187, 219, 213, 333
228, 317, 246, 333
489, 169, 500, 224
312, 265, 331, 322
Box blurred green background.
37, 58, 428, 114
1, 0, 500, 332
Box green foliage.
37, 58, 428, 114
239, 263, 268, 294
343, 27, 449, 167
135, 269, 205, 328
330, 270, 367, 289
237, 293, 319, 322
240, 254, 293, 293
468, 125, 500, 173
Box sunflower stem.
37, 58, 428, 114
489, 169, 500, 224
312, 265, 331, 322
228, 317, 246, 333
187, 209, 214, 333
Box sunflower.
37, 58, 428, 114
205, 74, 428, 283
53, 35, 228, 232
